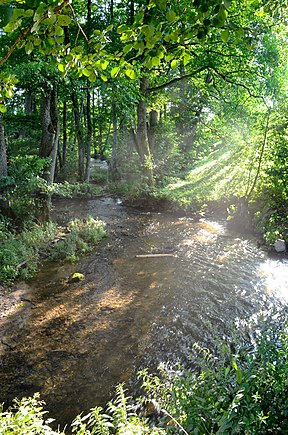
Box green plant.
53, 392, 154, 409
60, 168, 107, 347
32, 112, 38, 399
0, 393, 64, 434
50, 216, 107, 262
140, 307, 288, 434
0, 222, 57, 285
71, 384, 164, 435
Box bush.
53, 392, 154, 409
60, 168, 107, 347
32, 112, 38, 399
50, 216, 107, 262
0, 393, 63, 434
141, 306, 288, 434
0, 222, 57, 285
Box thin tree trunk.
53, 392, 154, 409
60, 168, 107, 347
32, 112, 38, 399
0, 115, 7, 178
246, 109, 271, 201
109, 100, 120, 181
0, 115, 15, 219
85, 89, 92, 182
135, 77, 154, 185
71, 90, 85, 181
148, 109, 158, 154
62, 100, 67, 168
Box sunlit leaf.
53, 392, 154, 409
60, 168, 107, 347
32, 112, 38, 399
111, 67, 120, 78
166, 9, 177, 21
58, 63, 65, 73
171, 59, 178, 69
100, 74, 108, 82
221, 29, 229, 42
57, 14, 71, 26
125, 69, 137, 79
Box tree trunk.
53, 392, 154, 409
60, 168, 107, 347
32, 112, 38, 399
85, 89, 92, 182
134, 77, 154, 185
0, 115, 15, 220
71, 90, 85, 181
0, 115, 7, 178
62, 100, 67, 168
39, 83, 59, 184
148, 109, 158, 154
109, 100, 120, 181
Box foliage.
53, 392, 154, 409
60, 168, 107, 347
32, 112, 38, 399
71, 384, 164, 434
140, 306, 288, 434
50, 216, 107, 263
0, 393, 63, 435
51, 182, 105, 198
0, 221, 57, 285
0, 155, 50, 226
0, 216, 106, 284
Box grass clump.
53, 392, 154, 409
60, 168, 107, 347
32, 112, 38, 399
0, 222, 57, 285
50, 216, 107, 263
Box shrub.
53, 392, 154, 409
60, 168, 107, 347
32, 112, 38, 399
0, 393, 63, 434
0, 222, 57, 285
50, 216, 107, 262
140, 306, 288, 434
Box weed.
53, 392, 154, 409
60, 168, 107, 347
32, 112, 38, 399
50, 216, 107, 262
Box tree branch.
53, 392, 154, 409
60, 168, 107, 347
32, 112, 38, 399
0, 0, 71, 66
148, 66, 209, 93
210, 66, 264, 100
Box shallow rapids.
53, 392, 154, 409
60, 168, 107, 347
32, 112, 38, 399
0, 197, 287, 428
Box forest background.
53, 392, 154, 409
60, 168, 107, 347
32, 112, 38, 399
0, 0, 288, 244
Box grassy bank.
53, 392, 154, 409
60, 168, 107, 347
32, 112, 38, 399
0, 216, 107, 285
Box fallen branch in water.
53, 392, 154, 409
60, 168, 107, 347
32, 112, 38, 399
135, 253, 176, 258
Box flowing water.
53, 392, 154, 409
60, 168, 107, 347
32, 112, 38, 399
0, 197, 287, 428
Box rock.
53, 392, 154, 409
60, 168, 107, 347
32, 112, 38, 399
274, 239, 286, 253
68, 272, 85, 283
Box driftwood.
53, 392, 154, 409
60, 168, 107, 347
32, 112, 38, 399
135, 253, 175, 258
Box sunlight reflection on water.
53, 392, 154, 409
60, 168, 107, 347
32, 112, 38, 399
257, 259, 288, 301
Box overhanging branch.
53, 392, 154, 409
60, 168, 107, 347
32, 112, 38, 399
0, 0, 71, 66
148, 66, 209, 93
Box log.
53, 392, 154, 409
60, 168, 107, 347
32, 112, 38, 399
135, 253, 175, 258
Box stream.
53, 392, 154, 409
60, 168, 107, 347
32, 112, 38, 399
1, 196, 288, 428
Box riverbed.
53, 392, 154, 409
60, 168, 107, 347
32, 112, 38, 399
0, 197, 287, 428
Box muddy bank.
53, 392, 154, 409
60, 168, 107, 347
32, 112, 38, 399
0, 196, 287, 429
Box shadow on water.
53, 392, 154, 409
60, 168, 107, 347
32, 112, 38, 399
0, 197, 288, 429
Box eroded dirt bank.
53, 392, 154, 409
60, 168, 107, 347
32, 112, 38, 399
0, 196, 287, 429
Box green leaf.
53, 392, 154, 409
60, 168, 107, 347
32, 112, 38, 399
0, 104, 7, 113
25, 41, 34, 55
166, 9, 177, 21
100, 74, 108, 82
152, 56, 160, 67
171, 59, 178, 69
58, 63, 65, 73
55, 25, 64, 36
88, 72, 97, 82
117, 24, 129, 34
0, 5, 13, 27
123, 44, 133, 55
111, 67, 120, 78
236, 368, 243, 384
221, 29, 229, 42
57, 14, 71, 26
25, 9, 34, 17
125, 69, 137, 79
182, 52, 191, 66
